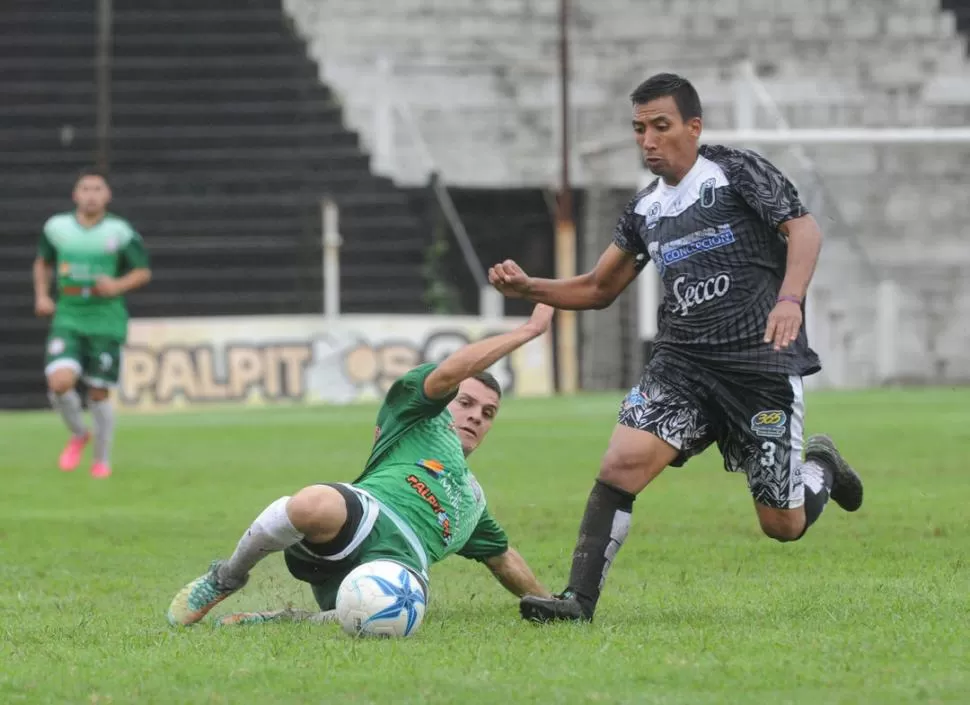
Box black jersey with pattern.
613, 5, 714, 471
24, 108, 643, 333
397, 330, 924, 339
613, 144, 821, 376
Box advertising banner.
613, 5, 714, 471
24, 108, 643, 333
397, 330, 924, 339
118, 315, 554, 412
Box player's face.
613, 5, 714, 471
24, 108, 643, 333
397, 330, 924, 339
632, 96, 701, 185
73, 175, 111, 218
447, 378, 500, 457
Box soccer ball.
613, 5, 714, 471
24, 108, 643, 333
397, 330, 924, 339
335, 560, 427, 638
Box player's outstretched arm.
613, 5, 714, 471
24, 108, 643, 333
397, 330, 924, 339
423, 303, 554, 399
488, 244, 639, 311
484, 548, 552, 599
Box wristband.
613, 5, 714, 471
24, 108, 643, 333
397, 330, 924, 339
777, 295, 802, 305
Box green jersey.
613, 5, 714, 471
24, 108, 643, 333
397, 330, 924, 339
37, 212, 150, 340
353, 364, 509, 566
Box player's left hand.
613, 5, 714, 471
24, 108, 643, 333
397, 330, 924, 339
523, 303, 555, 336
763, 300, 802, 351
93, 276, 122, 297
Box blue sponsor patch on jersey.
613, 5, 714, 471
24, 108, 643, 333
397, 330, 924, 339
661, 225, 736, 266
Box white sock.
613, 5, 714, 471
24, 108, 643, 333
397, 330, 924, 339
49, 389, 88, 437
218, 497, 304, 587
802, 460, 831, 494
88, 396, 114, 464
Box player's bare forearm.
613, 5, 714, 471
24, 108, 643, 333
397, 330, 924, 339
490, 244, 638, 310
778, 215, 822, 300
523, 245, 639, 310
32, 258, 52, 299
484, 548, 552, 599
115, 268, 152, 294
423, 305, 552, 398
521, 273, 611, 310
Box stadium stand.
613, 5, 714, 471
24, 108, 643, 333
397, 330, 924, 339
0, 0, 431, 408
282, 0, 970, 183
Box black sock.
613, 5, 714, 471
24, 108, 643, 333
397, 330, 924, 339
798, 460, 833, 538
566, 479, 636, 616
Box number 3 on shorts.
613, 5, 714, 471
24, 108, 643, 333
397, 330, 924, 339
759, 441, 777, 468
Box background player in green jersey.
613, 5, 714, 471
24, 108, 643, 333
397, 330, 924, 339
167, 304, 555, 627
33, 169, 151, 479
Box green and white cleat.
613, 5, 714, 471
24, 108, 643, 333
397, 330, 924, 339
217, 609, 337, 626
166, 560, 247, 626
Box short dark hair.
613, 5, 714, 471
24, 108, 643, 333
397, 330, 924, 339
630, 73, 703, 121
470, 371, 502, 399
76, 167, 110, 187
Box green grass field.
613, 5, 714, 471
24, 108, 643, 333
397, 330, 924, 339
2, 388, 969, 704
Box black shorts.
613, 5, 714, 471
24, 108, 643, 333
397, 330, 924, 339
282, 483, 429, 610
618, 352, 806, 509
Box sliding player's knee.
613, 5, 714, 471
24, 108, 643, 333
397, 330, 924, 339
757, 509, 806, 543
47, 370, 77, 395
88, 387, 110, 403
286, 485, 348, 544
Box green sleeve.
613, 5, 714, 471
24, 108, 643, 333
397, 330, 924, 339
120, 229, 150, 271
37, 227, 56, 263
457, 508, 509, 562
383, 363, 456, 425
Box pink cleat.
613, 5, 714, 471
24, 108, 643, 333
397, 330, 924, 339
90, 462, 112, 479
58, 433, 90, 472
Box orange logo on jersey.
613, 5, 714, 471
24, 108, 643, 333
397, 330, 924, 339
406, 475, 443, 513
59, 262, 71, 276
416, 459, 444, 477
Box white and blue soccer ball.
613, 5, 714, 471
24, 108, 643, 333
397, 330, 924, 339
335, 560, 427, 638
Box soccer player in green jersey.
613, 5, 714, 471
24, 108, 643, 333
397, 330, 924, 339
33, 169, 151, 478
167, 304, 555, 627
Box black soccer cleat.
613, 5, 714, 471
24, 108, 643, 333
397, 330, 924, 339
519, 592, 592, 624
805, 434, 863, 512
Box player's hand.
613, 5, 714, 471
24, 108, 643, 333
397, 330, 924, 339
488, 259, 531, 299
523, 303, 555, 337
93, 276, 122, 297
763, 300, 803, 351
34, 295, 55, 317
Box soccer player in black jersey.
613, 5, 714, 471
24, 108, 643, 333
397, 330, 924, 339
488, 73, 864, 623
